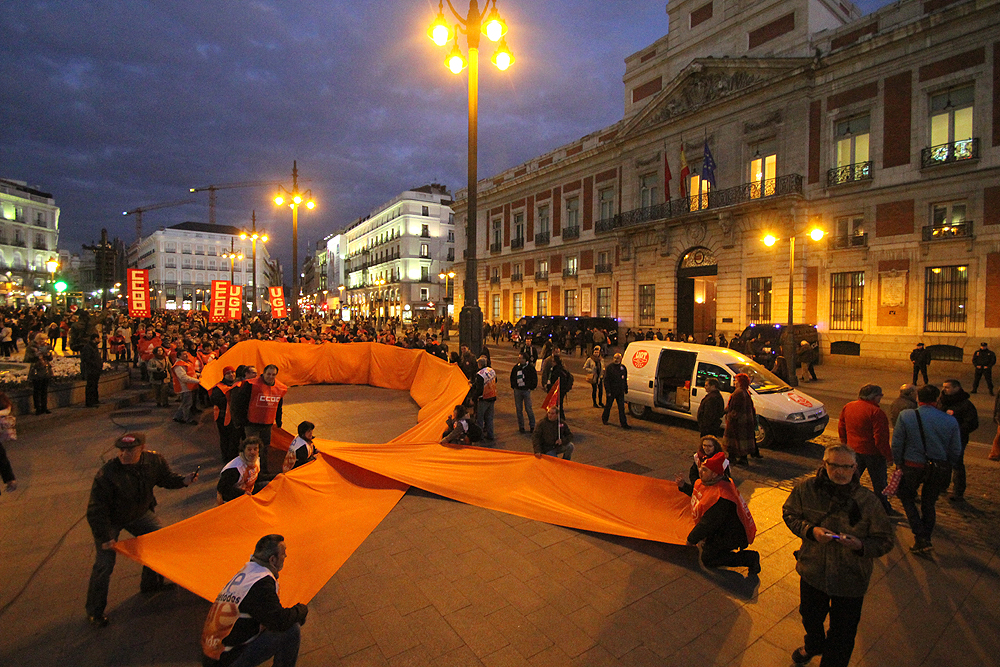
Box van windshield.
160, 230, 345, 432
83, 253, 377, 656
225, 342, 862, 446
726, 363, 790, 394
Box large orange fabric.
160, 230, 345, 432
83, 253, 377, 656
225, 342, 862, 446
116, 342, 696, 606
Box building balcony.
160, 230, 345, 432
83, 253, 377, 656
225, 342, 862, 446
511, 272, 523, 282
563, 226, 580, 240
829, 233, 868, 250
511, 237, 525, 250
595, 263, 613, 274
922, 221, 973, 241
921, 138, 979, 169
827, 162, 872, 186
562, 268, 578, 279
490, 276, 501, 285
490, 242, 502, 254
535, 231, 550, 245
535, 270, 549, 281
10, 239, 26, 248
596, 173, 804, 233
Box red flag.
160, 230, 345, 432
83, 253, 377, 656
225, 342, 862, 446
664, 152, 672, 201
226, 284, 243, 321
541, 378, 560, 411
269, 286, 288, 319
209, 280, 229, 323
127, 269, 150, 318
679, 144, 690, 199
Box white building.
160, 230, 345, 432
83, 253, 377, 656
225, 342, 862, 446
129, 221, 272, 312
342, 184, 455, 321
0, 178, 60, 302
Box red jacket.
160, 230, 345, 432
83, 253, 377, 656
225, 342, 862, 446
838, 399, 891, 460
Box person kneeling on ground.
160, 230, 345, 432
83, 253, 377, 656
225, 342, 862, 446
283, 421, 319, 472
440, 404, 472, 446
675, 451, 759, 572
532, 405, 574, 460
217, 437, 270, 504
201, 534, 308, 667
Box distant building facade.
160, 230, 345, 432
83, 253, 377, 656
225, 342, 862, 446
342, 184, 456, 321
129, 221, 272, 311
0, 178, 61, 303
452, 0, 1000, 367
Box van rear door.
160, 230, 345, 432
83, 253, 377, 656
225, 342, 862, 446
654, 349, 698, 412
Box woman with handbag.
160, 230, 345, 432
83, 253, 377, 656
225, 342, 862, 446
146, 346, 172, 408
583, 346, 605, 408
0, 391, 17, 493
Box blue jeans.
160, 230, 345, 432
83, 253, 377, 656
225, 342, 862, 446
543, 442, 574, 460
855, 453, 892, 512
477, 399, 495, 440
174, 390, 194, 422
513, 389, 535, 431
897, 464, 950, 542
227, 624, 301, 667
86, 511, 164, 617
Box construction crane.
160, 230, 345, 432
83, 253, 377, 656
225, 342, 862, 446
189, 180, 288, 225
123, 198, 196, 242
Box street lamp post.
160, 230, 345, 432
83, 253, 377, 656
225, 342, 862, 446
46, 257, 59, 308
240, 211, 269, 317
438, 270, 456, 317
762, 227, 825, 387
428, 0, 514, 355
221, 238, 244, 284
274, 161, 315, 322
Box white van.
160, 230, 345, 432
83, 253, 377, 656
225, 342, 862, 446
623, 341, 829, 447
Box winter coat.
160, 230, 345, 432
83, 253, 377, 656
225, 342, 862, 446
697, 389, 726, 437
782, 468, 894, 597
937, 390, 979, 445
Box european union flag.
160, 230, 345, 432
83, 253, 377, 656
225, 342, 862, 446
702, 140, 717, 188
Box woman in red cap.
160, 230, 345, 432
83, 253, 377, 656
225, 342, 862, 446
724, 373, 760, 466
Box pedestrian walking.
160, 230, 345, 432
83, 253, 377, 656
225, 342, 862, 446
971, 342, 995, 395
583, 346, 605, 408
838, 384, 900, 516
171, 350, 201, 424
724, 373, 759, 465
783, 445, 894, 667
602, 352, 630, 428
545, 354, 573, 421
938, 379, 978, 502
798, 340, 818, 382
697, 378, 725, 437
891, 384, 962, 554
887, 384, 917, 427
85, 432, 198, 627
201, 534, 308, 667
81, 333, 103, 407
909, 342, 931, 385
24, 332, 53, 415
509, 351, 537, 433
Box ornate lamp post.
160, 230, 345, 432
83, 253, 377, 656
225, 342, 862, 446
762, 227, 825, 387
427, 0, 514, 354
438, 270, 456, 317
274, 161, 315, 321
221, 239, 244, 284
240, 211, 269, 316
46, 257, 59, 307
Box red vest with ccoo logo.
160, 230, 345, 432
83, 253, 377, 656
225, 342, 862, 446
246, 376, 288, 425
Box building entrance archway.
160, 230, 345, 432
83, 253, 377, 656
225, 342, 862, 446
676, 247, 718, 342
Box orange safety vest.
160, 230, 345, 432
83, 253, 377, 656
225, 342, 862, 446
172, 359, 199, 393
213, 381, 236, 421
246, 376, 288, 425
223, 379, 245, 426
691, 478, 757, 545
477, 367, 497, 400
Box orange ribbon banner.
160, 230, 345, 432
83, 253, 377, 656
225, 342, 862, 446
269, 286, 287, 319
127, 269, 150, 318
115, 342, 696, 606
226, 284, 243, 321
209, 280, 229, 323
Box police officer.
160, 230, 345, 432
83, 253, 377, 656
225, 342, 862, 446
972, 342, 996, 395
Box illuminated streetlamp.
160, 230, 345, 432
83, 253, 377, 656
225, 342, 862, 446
427, 0, 514, 354
761, 226, 825, 387
46, 257, 59, 307
439, 270, 456, 317
221, 238, 244, 284
240, 211, 269, 316
274, 161, 315, 321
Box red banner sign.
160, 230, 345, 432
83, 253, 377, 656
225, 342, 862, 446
209, 280, 229, 323
227, 284, 243, 321
127, 269, 150, 318
269, 286, 287, 319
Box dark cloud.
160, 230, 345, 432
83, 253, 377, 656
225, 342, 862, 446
1, 0, 893, 268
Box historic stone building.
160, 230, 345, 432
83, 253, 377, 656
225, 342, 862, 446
451, 0, 1000, 367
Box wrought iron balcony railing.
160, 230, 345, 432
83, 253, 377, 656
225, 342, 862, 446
510, 237, 525, 250
829, 233, 868, 249
535, 270, 549, 281
563, 226, 580, 240
827, 162, 872, 186
922, 221, 973, 241
595, 263, 613, 274
490, 276, 501, 284
921, 138, 979, 168
511, 272, 523, 282
562, 267, 578, 278
490, 242, 502, 254
535, 231, 550, 245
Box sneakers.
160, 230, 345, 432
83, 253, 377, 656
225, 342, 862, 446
909, 538, 933, 554
88, 614, 109, 628
792, 647, 818, 664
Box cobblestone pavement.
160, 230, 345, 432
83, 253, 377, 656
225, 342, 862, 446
1, 355, 999, 667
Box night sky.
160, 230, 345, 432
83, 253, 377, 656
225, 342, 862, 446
1, 0, 893, 269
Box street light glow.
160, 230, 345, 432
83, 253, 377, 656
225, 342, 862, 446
809, 228, 825, 242
492, 38, 514, 70
274, 195, 284, 206
763, 234, 777, 247
305, 200, 315, 210
428, 1, 452, 46
446, 43, 467, 73
482, 3, 507, 41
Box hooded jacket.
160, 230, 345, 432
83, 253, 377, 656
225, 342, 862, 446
782, 467, 894, 598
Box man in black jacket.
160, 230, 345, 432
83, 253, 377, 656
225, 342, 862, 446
939, 379, 978, 502
85, 433, 198, 627
697, 378, 726, 437
971, 342, 996, 395
510, 350, 537, 433
201, 534, 308, 667
910, 343, 931, 385
81, 333, 103, 407
602, 353, 630, 429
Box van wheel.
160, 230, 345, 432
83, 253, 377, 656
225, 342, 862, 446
628, 402, 649, 419
755, 416, 775, 449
